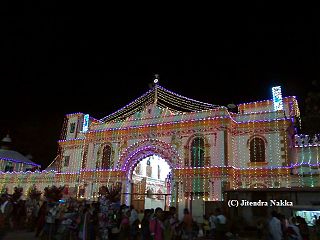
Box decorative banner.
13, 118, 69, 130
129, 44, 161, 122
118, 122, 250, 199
82, 114, 89, 133
272, 86, 284, 111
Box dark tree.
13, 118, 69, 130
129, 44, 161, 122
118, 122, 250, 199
98, 184, 121, 203
27, 185, 42, 201
44, 185, 65, 202
301, 80, 320, 134
11, 187, 23, 203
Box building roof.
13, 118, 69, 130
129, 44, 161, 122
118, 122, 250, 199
45, 157, 58, 171
0, 149, 41, 167
100, 84, 220, 123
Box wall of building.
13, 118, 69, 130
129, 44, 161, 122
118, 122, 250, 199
232, 132, 285, 168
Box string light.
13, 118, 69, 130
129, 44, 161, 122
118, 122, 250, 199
0, 83, 315, 220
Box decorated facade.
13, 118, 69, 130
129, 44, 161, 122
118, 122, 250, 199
1, 80, 320, 223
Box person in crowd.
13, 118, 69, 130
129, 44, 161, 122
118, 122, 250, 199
78, 204, 96, 240
35, 201, 48, 237
119, 208, 131, 240
208, 211, 217, 238
256, 219, 264, 239
150, 207, 164, 240
315, 215, 320, 240
130, 205, 139, 224
138, 209, 144, 222
168, 206, 179, 240
32, 200, 40, 231
163, 211, 172, 240
269, 211, 282, 240
287, 216, 302, 240
0, 194, 13, 230
141, 209, 152, 240
215, 208, 227, 240
278, 214, 289, 239
130, 205, 140, 240
202, 215, 210, 237
43, 202, 59, 240
182, 208, 193, 240
191, 219, 200, 239
297, 216, 310, 240
150, 208, 155, 220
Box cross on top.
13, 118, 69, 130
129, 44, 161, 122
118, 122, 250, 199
154, 74, 159, 84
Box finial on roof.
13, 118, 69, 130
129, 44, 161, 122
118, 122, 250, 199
154, 74, 159, 104
2, 134, 12, 143
154, 74, 159, 84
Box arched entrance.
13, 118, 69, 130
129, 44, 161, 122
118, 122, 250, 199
131, 155, 172, 212
118, 139, 181, 209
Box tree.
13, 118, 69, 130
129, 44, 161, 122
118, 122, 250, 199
98, 184, 122, 203
11, 186, 23, 203
301, 80, 320, 134
1, 186, 8, 195
44, 185, 65, 202
27, 185, 42, 201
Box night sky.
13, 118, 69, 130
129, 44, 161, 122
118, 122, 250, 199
1, 4, 319, 168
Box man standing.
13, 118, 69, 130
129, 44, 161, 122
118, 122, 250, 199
129, 205, 139, 240
0, 195, 13, 229
150, 207, 164, 240
269, 211, 282, 240
208, 211, 217, 238
168, 207, 179, 240
215, 208, 227, 240
182, 208, 193, 240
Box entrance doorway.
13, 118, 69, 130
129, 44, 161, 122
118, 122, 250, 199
131, 155, 172, 212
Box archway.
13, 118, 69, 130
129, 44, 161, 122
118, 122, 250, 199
119, 139, 180, 209
131, 155, 172, 212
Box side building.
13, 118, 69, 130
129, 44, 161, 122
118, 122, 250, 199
0, 134, 41, 193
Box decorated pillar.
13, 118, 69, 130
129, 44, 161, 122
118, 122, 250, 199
124, 179, 132, 206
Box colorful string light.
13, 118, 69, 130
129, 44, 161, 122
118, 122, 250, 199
0, 84, 316, 218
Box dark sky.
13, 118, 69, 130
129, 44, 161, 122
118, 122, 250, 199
1, 4, 319, 168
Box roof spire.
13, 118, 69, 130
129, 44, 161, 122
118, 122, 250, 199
154, 74, 159, 104
1, 134, 12, 150
2, 134, 12, 143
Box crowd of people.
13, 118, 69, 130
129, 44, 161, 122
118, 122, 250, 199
0, 192, 228, 240
1, 191, 320, 240
264, 211, 319, 240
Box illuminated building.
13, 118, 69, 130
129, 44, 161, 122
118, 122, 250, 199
1, 81, 319, 223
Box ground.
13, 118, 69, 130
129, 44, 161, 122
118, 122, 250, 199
0, 230, 36, 240
0, 230, 261, 240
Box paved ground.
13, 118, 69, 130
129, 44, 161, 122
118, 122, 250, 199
0, 230, 263, 240
0, 231, 259, 240
0, 230, 36, 240
0, 232, 255, 240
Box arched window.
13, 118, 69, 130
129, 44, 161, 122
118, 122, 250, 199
101, 145, 112, 169
249, 137, 266, 162
191, 137, 205, 167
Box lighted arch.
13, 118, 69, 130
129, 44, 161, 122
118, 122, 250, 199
117, 139, 182, 176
